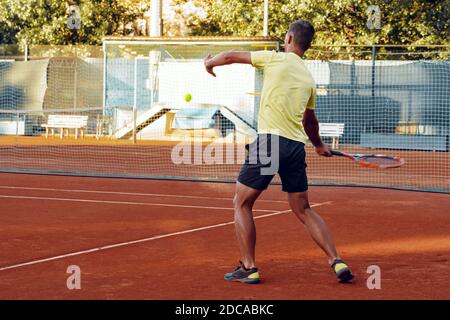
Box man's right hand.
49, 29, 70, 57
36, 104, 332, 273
315, 143, 332, 157
204, 54, 217, 77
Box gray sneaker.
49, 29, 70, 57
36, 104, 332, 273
224, 261, 260, 284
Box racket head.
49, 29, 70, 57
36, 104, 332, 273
331, 150, 405, 169
355, 154, 405, 169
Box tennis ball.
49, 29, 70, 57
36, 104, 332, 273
184, 93, 192, 103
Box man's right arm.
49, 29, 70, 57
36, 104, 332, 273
302, 109, 332, 157
204, 51, 252, 77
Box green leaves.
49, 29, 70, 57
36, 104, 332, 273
0, 0, 448, 46
188, 0, 449, 46
0, 0, 146, 45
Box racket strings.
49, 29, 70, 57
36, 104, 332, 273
358, 156, 403, 168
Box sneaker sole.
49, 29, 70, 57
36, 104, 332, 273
337, 269, 354, 283
238, 278, 260, 284
224, 277, 261, 284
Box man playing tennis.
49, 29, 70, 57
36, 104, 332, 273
204, 19, 354, 284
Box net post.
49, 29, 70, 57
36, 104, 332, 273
133, 57, 138, 144
15, 110, 19, 137
22, 38, 28, 62
371, 45, 377, 133
102, 42, 107, 117
73, 61, 78, 111
371, 45, 376, 92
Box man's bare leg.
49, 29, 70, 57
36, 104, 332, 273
288, 191, 354, 282
288, 191, 339, 265
232, 182, 263, 269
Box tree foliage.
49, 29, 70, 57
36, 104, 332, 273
166, 0, 209, 36
0, 0, 448, 46
0, 0, 146, 45
187, 0, 449, 46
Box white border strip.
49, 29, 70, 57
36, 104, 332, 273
0, 186, 287, 203
0, 202, 331, 272
0, 194, 275, 212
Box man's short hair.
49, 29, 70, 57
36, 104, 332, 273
288, 19, 315, 51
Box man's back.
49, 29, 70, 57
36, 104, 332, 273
252, 51, 316, 144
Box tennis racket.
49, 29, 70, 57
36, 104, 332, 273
331, 150, 405, 169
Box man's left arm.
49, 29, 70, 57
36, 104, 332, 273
204, 51, 251, 77
303, 109, 332, 157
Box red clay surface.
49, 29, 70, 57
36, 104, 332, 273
0, 172, 449, 300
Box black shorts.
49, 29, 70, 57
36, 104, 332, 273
238, 134, 308, 193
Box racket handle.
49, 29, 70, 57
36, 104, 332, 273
330, 149, 344, 156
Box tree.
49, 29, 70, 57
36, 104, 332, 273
0, 20, 17, 44
166, 0, 209, 36
183, 0, 450, 46
1, 0, 448, 47
0, 0, 147, 45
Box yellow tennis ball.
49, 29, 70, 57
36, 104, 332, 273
184, 93, 192, 102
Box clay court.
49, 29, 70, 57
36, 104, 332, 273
1, 0, 449, 306
0, 172, 449, 300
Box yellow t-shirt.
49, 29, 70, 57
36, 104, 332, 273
251, 50, 316, 144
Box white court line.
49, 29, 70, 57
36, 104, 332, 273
0, 194, 275, 213
0, 186, 287, 204
0, 202, 332, 272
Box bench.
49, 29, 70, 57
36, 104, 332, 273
41, 115, 88, 139
319, 123, 345, 149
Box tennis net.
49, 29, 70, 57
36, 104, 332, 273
0, 43, 449, 193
